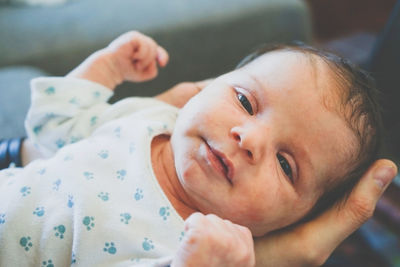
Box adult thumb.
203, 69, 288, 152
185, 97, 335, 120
342, 159, 397, 230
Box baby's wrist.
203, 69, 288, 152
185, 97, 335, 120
67, 49, 123, 90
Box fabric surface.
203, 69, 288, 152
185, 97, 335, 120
0, 77, 184, 266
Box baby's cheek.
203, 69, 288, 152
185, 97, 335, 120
232, 195, 271, 224
175, 149, 201, 187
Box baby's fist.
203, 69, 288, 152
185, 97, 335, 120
107, 31, 169, 83
172, 213, 255, 267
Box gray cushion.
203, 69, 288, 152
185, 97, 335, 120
0, 66, 48, 138
0, 0, 311, 100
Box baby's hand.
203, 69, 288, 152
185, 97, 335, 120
106, 31, 169, 83
67, 31, 168, 89
172, 213, 255, 267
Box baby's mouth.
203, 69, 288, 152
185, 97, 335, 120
204, 139, 234, 183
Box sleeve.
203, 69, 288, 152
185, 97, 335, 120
25, 77, 164, 157
25, 77, 114, 156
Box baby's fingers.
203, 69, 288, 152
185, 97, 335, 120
132, 36, 157, 69
134, 40, 168, 70
157, 46, 169, 67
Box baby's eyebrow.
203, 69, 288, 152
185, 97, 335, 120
245, 72, 263, 92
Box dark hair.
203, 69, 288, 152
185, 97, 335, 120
236, 42, 383, 221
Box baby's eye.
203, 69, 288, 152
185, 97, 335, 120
277, 154, 293, 183
237, 93, 254, 115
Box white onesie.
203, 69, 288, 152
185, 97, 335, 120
0, 77, 184, 266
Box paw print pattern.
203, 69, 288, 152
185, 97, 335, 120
142, 238, 154, 251
134, 188, 143, 201
120, 213, 131, 224
53, 224, 66, 239
69, 97, 79, 105
38, 168, 46, 175
179, 231, 185, 242
33, 125, 42, 135
67, 195, 74, 208
20, 186, 31, 197
83, 171, 94, 180
20, 236, 33, 251
147, 126, 153, 136
98, 150, 109, 159
4, 171, 15, 177
42, 259, 54, 267
98, 192, 109, 201
44, 112, 56, 120
103, 242, 117, 254
0, 213, 5, 224
70, 136, 81, 144
129, 142, 135, 154
159, 206, 170, 220
52, 179, 61, 191
90, 116, 98, 126
116, 169, 126, 180
64, 154, 74, 161
33, 207, 45, 217
93, 91, 101, 98
55, 139, 66, 148
82, 216, 95, 230
71, 252, 76, 264
44, 86, 55, 95
114, 127, 121, 138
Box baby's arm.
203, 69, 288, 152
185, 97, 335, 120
172, 213, 255, 267
67, 31, 169, 90
25, 31, 169, 155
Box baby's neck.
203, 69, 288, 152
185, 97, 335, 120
151, 134, 197, 219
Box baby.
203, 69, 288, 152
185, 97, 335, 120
0, 31, 381, 266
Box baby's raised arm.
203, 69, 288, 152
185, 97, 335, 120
67, 31, 169, 90
25, 31, 170, 155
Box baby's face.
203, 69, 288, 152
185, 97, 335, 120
171, 51, 356, 236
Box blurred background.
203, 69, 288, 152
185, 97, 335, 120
305, 2, 400, 266
0, 0, 399, 266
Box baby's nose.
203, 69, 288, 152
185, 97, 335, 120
230, 126, 261, 163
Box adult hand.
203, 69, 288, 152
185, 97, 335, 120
254, 159, 397, 266
172, 213, 255, 267
156, 79, 212, 108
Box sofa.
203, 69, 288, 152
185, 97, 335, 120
0, 0, 312, 138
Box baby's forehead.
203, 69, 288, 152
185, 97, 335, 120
258, 50, 346, 107
241, 50, 340, 96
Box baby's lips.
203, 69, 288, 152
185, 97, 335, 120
212, 146, 235, 183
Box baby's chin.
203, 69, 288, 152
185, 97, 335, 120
249, 224, 275, 237
247, 218, 299, 237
